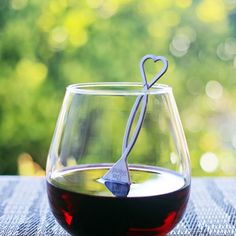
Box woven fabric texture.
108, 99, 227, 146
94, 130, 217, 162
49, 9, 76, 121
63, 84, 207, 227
0, 176, 235, 236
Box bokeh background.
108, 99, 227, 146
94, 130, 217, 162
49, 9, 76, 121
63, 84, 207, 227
0, 0, 236, 176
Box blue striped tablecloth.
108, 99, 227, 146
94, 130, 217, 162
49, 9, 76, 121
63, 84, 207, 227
0, 176, 235, 235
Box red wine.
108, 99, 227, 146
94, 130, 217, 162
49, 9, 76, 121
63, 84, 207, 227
47, 165, 190, 236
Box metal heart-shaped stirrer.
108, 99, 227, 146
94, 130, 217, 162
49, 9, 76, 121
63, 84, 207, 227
102, 55, 168, 197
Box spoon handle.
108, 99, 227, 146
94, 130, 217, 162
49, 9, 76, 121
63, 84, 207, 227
122, 55, 168, 156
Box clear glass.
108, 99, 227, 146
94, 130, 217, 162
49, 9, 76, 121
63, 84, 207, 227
46, 82, 191, 236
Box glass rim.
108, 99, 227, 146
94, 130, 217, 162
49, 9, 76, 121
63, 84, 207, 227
66, 82, 172, 95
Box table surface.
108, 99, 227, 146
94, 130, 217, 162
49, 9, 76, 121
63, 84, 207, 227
0, 176, 236, 236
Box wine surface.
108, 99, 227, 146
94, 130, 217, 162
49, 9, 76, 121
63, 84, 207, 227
47, 165, 190, 236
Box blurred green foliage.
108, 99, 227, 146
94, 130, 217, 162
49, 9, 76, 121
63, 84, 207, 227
1, 0, 236, 175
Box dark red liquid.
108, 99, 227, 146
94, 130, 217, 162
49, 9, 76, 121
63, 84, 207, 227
47, 165, 190, 236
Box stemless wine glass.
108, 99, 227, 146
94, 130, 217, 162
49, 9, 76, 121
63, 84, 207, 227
46, 82, 191, 236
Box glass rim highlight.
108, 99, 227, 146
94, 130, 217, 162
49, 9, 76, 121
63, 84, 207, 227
66, 82, 172, 95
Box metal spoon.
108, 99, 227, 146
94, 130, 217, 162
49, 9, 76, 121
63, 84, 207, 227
102, 55, 168, 197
